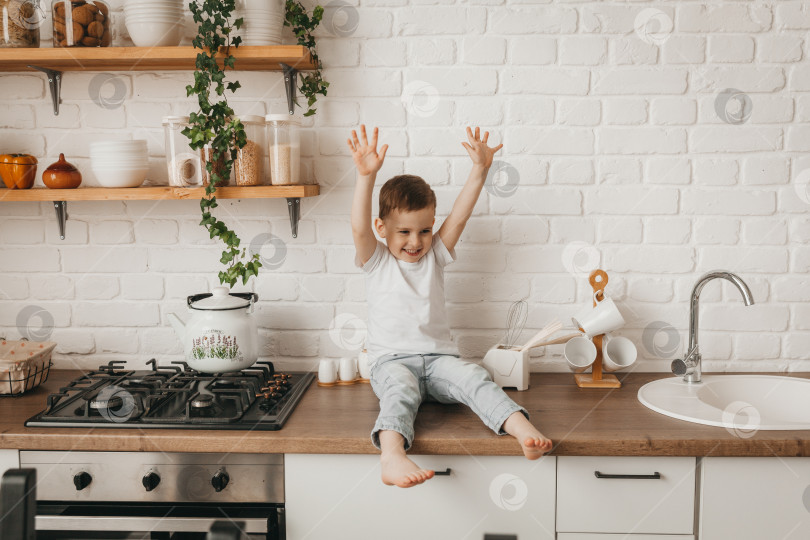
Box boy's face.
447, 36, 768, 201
375, 206, 436, 263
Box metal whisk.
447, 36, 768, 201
502, 299, 528, 349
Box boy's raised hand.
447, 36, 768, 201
347, 125, 389, 177
461, 126, 503, 168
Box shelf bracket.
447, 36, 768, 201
28, 65, 62, 116
279, 62, 298, 115
285, 197, 300, 239
53, 201, 68, 240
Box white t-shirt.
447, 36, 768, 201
358, 234, 459, 365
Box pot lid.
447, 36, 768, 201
189, 287, 255, 310
45, 154, 78, 172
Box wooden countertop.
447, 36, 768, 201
1, 370, 809, 456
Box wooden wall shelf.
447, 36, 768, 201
1, 45, 314, 115
0, 185, 320, 240
0, 45, 316, 72
0, 185, 319, 202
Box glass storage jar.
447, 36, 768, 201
1, 0, 42, 48
162, 116, 204, 187
200, 144, 231, 187
52, 0, 111, 47
265, 114, 300, 185
233, 115, 266, 186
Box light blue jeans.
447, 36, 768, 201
369, 353, 529, 451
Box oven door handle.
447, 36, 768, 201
36, 515, 268, 534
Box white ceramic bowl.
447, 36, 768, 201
90, 140, 147, 147
124, 10, 184, 17
90, 161, 149, 168
91, 167, 148, 188
127, 21, 182, 47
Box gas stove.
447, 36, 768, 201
25, 359, 314, 430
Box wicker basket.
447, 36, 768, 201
0, 339, 56, 396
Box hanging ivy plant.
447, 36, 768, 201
184, 0, 327, 287
284, 0, 328, 116
184, 0, 256, 288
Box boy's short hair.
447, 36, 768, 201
379, 175, 437, 220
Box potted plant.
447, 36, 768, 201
184, 0, 327, 288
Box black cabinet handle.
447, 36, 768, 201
594, 471, 661, 479
434, 468, 451, 476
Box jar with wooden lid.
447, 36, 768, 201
52, 0, 111, 47
233, 115, 266, 186
265, 114, 300, 185
1, 0, 43, 48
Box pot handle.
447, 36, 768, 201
186, 292, 259, 310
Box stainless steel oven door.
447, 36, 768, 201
35, 501, 283, 540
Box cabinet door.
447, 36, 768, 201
558, 535, 694, 540
701, 457, 810, 540
0, 449, 19, 476
557, 456, 696, 534
285, 454, 556, 540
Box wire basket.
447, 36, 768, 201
0, 339, 56, 397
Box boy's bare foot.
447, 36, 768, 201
380, 453, 435, 488
378, 429, 435, 487
520, 434, 553, 460
501, 411, 553, 460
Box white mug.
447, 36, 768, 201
357, 350, 371, 379
564, 336, 597, 373
339, 356, 357, 381
318, 358, 337, 384
571, 294, 626, 338
602, 335, 638, 372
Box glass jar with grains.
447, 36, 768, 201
265, 114, 301, 185
1, 0, 43, 48
52, 0, 111, 47
233, 115, 266, 186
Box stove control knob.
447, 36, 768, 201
73, 472, 92, 491
142, 472, 161, 492
211, 470, 230, 493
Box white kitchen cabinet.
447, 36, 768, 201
285, 454, 556, 540
557, 457, 696, 535
558, 535, 694, 540
0, 449, 19, 476
700, 457, 810, 539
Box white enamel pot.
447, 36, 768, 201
168, 287, 259, 373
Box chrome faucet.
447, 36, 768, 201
671, 270, 755, 383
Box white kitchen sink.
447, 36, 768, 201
638, 375, 810, 430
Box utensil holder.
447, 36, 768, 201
482, 344, 529, 391
574, 269, 621, 389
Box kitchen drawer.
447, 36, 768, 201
557, 456, 696, 535
558, 535, 694, 540
286, 454, 556, 540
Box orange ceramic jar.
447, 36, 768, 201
0, 153, 38, 189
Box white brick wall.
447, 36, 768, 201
1, 1, 808, 372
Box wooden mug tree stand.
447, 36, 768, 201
574, 269, 621, 389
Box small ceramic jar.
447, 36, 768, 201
42, 153, 82, 189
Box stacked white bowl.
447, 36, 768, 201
90, 140, 149, 188
124, 0, 185, 47
234, 0, 283, 46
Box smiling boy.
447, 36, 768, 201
348, 125, 552, 488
